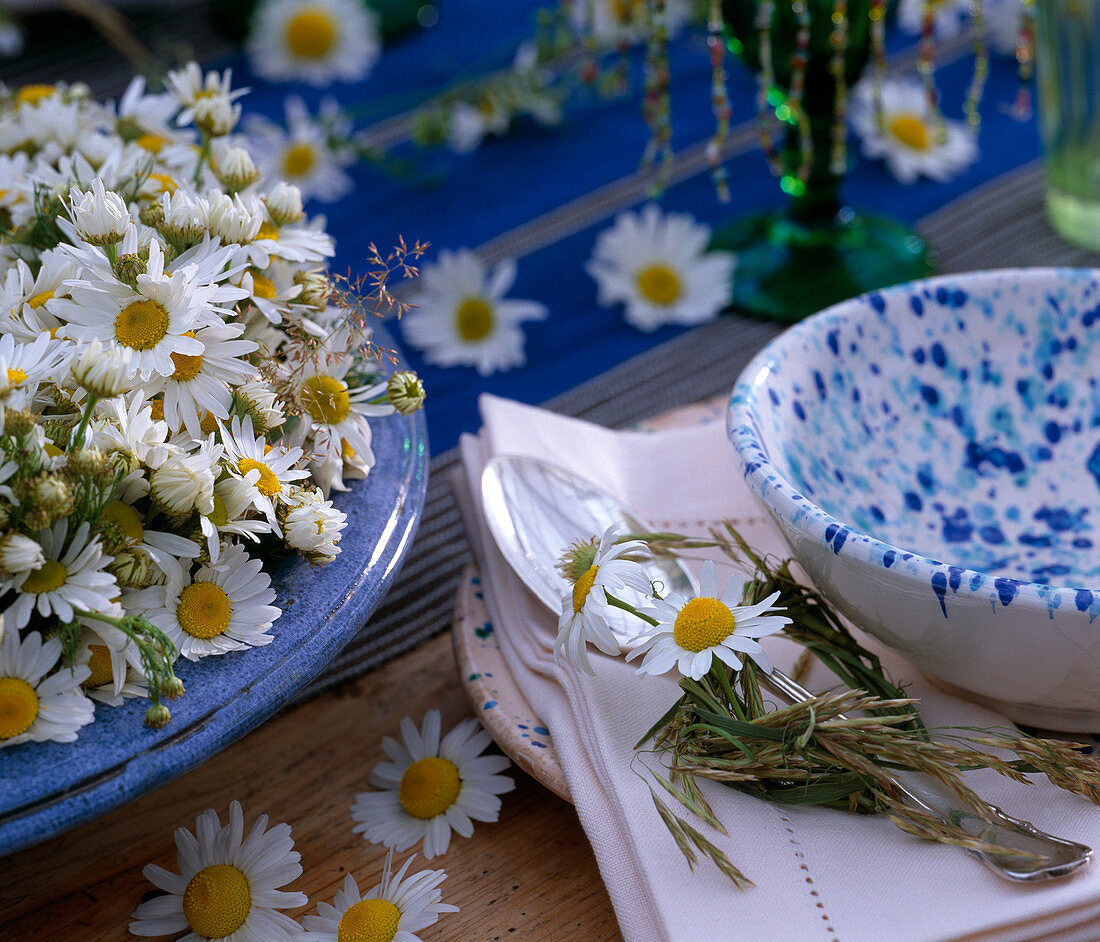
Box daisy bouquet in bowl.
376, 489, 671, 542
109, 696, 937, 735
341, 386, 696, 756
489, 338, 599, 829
0, 65, 425, 747
556, 525, 1100, 885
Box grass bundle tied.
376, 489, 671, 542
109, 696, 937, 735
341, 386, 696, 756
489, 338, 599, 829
631, 524, 1100, 885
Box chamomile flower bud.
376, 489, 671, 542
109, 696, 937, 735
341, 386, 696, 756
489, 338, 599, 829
113, 252, 146, 289
35, 475, 72, 516
216, 145, 261, 192
161, 674, 185, 700
0, 533, 44, 577
192, 93, 239, 137
206, 192, 262, 244
138, 201, 164, 228
68, 178, 130, 245
66, 447, 109, 478
386, 370, 426, 415
110, 548, 156, 589
72, 340, 132, 398
145, 703, 171, 728
264, 181, 304, 226
159, 189, 207, 246
234, 377, 285, 433
293, 269, 330, 309
3, 407, 34, 438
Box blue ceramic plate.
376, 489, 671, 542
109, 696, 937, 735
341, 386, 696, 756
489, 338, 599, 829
0, 326, 428, 855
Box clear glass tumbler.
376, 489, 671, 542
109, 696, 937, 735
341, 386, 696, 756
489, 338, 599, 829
1036, 0, 1100, 250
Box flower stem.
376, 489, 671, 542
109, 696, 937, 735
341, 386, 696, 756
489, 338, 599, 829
604, 591, 659, 626
70, 394, 100, 450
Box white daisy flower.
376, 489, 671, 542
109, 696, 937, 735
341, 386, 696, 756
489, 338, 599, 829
626, 560, 791, 680
129, 801, 306, 941
351, 710, 514, 859
66, 178, 131, 245
245, 97, 355, 204
556, 526, 653, 675
572, 0, 690, 43
71, 338, 133, 398
98, 498, 200, 589
586, 204, 736, 332
1, 520, 118, 630
0, 533, 44, 578
401, 249, 548, 376
138, 541, 280, 661
150, 322, 259, 439
0, 252, 74, 345
0, 629, 93, 747
53, 240, 226, 380
200, 476, 273, 565
0, 332, 69, 405
112, 74, 180, 144
241, 266, 303, 325
91, 391, 173, 470
849, 79, 979, 185
283, 487, 347, 560
221, 414, 310, 527
247, 0, 382, 87
898, 0, 971, 39
300, 850, 458, 942
150, 438, 222, 516
78, 622, 148, 706
164, 63, 248, 133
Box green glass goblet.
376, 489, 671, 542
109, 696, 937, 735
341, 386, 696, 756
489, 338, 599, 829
712, 0, 932, 323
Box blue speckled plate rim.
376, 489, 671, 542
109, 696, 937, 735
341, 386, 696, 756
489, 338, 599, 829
0, 332, 428, 857
726, 266, 1098, 609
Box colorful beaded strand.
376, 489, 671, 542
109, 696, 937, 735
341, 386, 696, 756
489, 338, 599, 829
869, 0, 888, 132
962, 0, 989, 133
1012, 0, 1036, 120
641, 0, 673, 194
917, 0, 949, 145
785, 0, 815, 186
828, 0, 850, 175
707, 0, 733, 201
754, 0, 783, 175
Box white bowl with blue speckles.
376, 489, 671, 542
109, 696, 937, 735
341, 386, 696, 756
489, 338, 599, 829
728, 268, 1100, 731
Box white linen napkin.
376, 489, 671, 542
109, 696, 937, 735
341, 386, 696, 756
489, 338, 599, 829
453, 393, 1100, 942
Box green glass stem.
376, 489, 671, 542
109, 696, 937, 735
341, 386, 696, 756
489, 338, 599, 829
715, 0, 934, 322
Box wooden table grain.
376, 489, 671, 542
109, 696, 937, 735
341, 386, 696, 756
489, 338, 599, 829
0, 631, 621, 941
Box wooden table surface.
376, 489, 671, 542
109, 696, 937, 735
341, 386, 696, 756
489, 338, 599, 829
0, 630, 622, 941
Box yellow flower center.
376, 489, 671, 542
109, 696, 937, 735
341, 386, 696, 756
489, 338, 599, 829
398, 756, 462, 819
887, 112, 932, 151
115, 299, 170, 351
136, 133, 169, 154
103, 499, 145, 542
673, 596, 737, 653
282, 142, 316, 178
84, 644, 114, 689
200, 412, 220, 435
176, 582, 233, 639
0, 677, 38, 739
6, 367, 26, 386
147, 172, 178, 194
338, 898, 402, 942
636, 264, 682, 306
22, 559, 66, 594
301, 375, 351, 425
26, 289, 54, 309
611, 0, 643, 23
572, 565, 599, 614
170, 332, 204, 382
286, 8, 338, 58
455, 297, 493, 341
251, 272, 278, 300
239, 458, 282, 497
182, 864, 251, 939
257, 221, 280, 241
149, 397, 165, 421
16, 84, 56, 106
208, 493, 229, 527
44, 442, 62, 458
341, 439, 356, 461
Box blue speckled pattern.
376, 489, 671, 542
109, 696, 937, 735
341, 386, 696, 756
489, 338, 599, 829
0, 325, 428, 856
728, 270, 1100, 730
731, 268, 1100, 616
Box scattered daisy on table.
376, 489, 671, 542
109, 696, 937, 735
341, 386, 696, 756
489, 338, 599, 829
300, 849, 457, 942
587, 204, 736, 333
247, 0, 382, 86
129, 801, 307, 941
848, 79, 980, 185
401, 249, 548, 376
351, 709, 515, 859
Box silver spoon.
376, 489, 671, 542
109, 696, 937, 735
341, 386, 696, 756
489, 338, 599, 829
480, 454, 1092, 883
